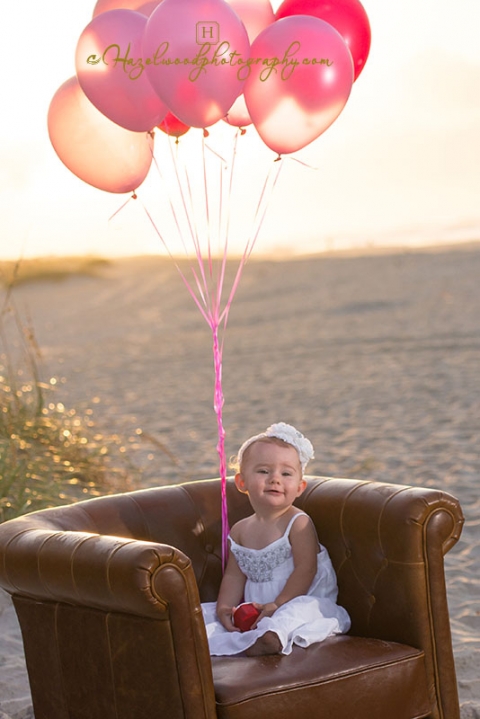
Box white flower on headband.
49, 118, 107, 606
237, 422, 314, 472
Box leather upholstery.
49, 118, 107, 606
213, 636, 430, 719
0, 476, 463, 719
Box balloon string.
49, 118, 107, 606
286, 156, 318, 170
209, 138, 237, 572
160, 135, 206, 306
169, 138, 231, 575
142, 131, 283, 574
176, 143, 212, 318
246, 158, 284, 260
215, 130, 239, 314
166, 138, 205, 266
138, 196, 211, 324
217, 159, 224, 272
204, 142, 227, 164
206, 131, 242, 570
165, 137, 211, 314
213, 154, 227, 320
202, 134, 214, 285
183, 169, 210, 310
151, 147, 192, 258
108, 192, 137, 222
211, 321, 229, 572
211, 156, 286, 557
219, 158, 284, 326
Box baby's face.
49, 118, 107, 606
236, 440, 306, 511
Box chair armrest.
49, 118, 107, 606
301, 477, 463, 643
300, 476, 464, 719
0, 525, 216, 719
1, 527, 188, 616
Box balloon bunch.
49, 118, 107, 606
48, 0, 370, 192
47, 0, 370, 569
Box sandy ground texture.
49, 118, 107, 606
0, 243, 479, 717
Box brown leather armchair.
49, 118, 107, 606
0, 477, 463, 719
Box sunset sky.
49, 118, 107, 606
1, 0, 479, 259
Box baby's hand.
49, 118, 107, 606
217, 606, 241, 632
251, 601, 278, 628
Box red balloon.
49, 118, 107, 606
233, 603, 261, 632
48, 77, 154, 193
275, 0, 371, 81
157, 112, 190, 138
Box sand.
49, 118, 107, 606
0, 243, 479, 717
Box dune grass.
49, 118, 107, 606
0, 288, 139, 523
0, 256, 110, 288
0, 377, 139, 523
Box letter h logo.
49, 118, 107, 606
196, 21, 219, 44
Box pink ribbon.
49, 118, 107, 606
130, 129, 284, 571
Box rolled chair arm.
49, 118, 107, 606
299, 477, 463, 643
299, 477, 464, 719
0, 528, 195, 618
0, 524, 217, 719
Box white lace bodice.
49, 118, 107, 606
228, 512, 340, 606
229, 513, 305, 583
230, 538, 292, 582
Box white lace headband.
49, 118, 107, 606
237, 422, 314, 473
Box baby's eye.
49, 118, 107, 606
282, 471, 293, 477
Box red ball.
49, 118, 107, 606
233, 603, 261, 632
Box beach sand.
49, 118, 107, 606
1, 243, 479, 717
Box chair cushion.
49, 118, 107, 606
212, 635, 431, 719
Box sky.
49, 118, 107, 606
1, 0, 480, 259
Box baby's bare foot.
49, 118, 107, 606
245, 631, 282, 656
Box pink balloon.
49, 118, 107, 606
225, 0, 274, 43
223, 0, 275, 127
143, 0, 250, 128
48, 77, 154, 193
276, 0, 371, 81
93, 0, 161, 18
244, 17, 353, 155
76, 9, 167, 131
224, 94, 252, 127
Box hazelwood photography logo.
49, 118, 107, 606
85, 21, 333, 82
196, 21, 220, 44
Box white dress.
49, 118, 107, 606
202, 512, 351, 656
